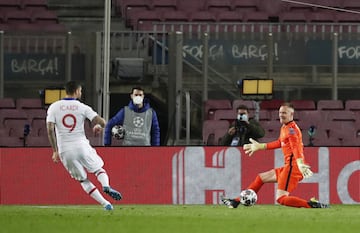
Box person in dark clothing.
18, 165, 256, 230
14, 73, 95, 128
219, 105, 265, 146
104, 87, 160, 146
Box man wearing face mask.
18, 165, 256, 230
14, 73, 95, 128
104, 87, 160, 146
219, 105, 265, 146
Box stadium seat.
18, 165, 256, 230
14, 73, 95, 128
4, 8, 33, 23
342, 0, 360, 10
204, 99, 232, 120
279, 11, 307, 23
345, 100, 360, 111
335, 12, 360, 23
189, 11, 217, 22
306, 11, 336, 23
0, 0, 22, 8
291, 100, 316, 110
297, 110, 324, 131
0, 98, 16, 109
260, 99, 284, 110
31, 118, 46, 137
216, 10, 243, 22
205, 0, 232, 13
16, 98, 43, 109
231, 0, 259, 12
4, 118, 31, 137
25, 109, 47, 122
0, 109, 28, 126
202, 119, 230, 145
119, 0, 152, 16
150, 0, 177, 11
317, 100, 344, 110
243, 11, 269, 22
213, 109, 237, 121
162, 10, 189, 22
326, 110, 356, 122
214, 127, 228, 145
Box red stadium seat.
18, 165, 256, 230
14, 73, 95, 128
216, 10, 243, 22
317, 100, 344, 110
189, 11, 217, 22
345, 100, 360, 111
16, 98, 43, 109
205, 0, 232, 13
202, 120, 230, 145
279, 11, 307, 23
204, 99, 232, 120
150, 0, 177, 11
291, 100, 316, 110
232, 99, 255, 110
0, 98, 16, 109
0, 136, 24, 147
213, 109, 237, 121
0, 109, 28, 126
260, 99, 284, 110
231, 0, 259, 12
342, 0, 360, 10
26, 136, 50, 147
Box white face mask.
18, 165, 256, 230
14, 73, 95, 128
237, 114, 248, 122
133, 96, 143, 105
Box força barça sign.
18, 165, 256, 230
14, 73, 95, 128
0, 147, 358, 204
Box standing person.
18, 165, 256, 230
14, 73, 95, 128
46, 81, 122, 211
219, 105, 265, 146
104, 87, 160, 146
221, 102, 329, 208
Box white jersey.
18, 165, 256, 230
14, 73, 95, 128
46, 98, 98, 153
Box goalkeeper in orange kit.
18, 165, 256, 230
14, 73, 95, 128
222, 102, 329, 208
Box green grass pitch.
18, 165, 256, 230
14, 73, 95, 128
0, 205, 359, 233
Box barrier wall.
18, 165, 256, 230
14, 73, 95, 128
0, 147, 359, 205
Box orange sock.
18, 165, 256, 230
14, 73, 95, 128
235, 175, 264, 202
247, 175, 264, 193
277, 195, 311, 208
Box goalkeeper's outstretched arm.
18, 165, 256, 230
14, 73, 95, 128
243, 138, 266, 156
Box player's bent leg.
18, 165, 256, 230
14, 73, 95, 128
80, 179, 113, 208
277, 195, 310, 208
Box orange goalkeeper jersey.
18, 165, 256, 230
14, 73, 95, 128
266, 121, 305, 165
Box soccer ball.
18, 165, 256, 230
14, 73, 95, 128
239, 189, 257, 206
111, 125, 125, 139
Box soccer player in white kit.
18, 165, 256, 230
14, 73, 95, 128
46, 81, 122, 210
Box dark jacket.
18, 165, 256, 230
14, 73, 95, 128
219, 119, 265, 146
104, 99, 161, 146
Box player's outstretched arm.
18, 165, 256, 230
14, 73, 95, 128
243, 138, 266, 156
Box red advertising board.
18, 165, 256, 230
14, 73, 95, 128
0, 147, 359, 205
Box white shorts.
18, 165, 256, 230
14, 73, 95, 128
59, 145, 104, 181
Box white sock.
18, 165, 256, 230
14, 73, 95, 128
95, 168, 110, 188
80, 180, 109, 206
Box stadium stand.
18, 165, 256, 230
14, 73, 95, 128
204, 99, 232, 120
0, 98, 16, 109
202, 119, 229, 145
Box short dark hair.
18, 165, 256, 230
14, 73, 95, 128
236, 104, 249, 112
64, 81, 81, 95
131, 86, 144, 94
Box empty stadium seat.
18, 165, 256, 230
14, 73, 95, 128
297, 110, 324, 130
279, 11, 307, 23
216, 10, 243, 22
202, 119, 230, 145
16, 98, 43, 109
31, 118, 46, 136
345, 100, 360, 111
0, 98, 16, 109
260, 99, 284, 110
4, 118, 31, 137
0, 109, 28, 126
150, 0, 177, 11
260, 120, 280, 139
326, 110, 356, 121
204, 99, 232, 120
22, 0, 47, 8
291, 100, 316, 110
243, 11, 269, 22
342, 0, 360, 10
189, 11, 217, 22
205, 0, 232, 13
317, 100, 344, 110
213, 109, 237, 121
231, 0, 258, 12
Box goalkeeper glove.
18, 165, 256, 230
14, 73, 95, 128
243, 138, 266, 156
296, 158, 313, 178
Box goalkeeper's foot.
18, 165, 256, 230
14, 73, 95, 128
103, 186, 122, 201
308, 197, 330, 208
221, 196, 240, 208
